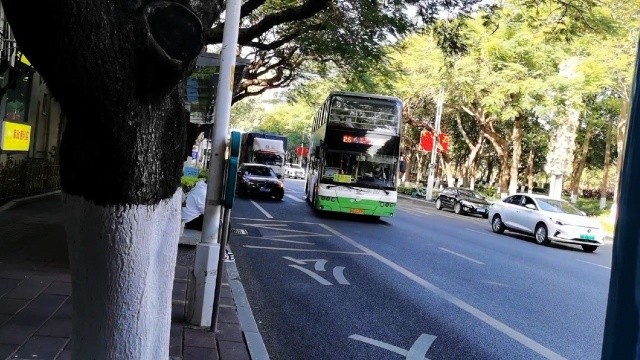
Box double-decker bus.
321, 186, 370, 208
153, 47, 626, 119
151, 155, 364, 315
304, 91, 403, 219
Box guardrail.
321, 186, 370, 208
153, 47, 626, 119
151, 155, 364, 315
0, 158, 61, 206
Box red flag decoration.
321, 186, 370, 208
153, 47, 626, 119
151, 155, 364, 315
296, 145, 309, 157
420, 130, 434, 151
420, 130, 450, 153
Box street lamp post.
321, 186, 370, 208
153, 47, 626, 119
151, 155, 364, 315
426, 87, 445, 201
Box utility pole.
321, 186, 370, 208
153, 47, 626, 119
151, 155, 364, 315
189, 0, 241, 327
426, 87, 445, 201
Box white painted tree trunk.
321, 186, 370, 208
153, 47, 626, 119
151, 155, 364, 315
63, 191, 182, 359
600, 197, 607, 209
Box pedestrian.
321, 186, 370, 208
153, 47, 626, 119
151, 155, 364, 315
182, 180, 207, 231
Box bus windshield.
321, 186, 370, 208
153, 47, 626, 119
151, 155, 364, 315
321, 151, 397, 190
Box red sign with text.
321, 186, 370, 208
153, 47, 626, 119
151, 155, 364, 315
420, 131, 449, 153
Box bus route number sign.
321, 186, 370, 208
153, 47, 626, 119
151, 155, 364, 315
343, 135, 385, 146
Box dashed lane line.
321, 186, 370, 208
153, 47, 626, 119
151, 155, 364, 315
439, 247, 485, 265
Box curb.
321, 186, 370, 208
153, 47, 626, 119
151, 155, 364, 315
397, 193, 436, 204
0, 190, 61, 212
226, 260, 270, 360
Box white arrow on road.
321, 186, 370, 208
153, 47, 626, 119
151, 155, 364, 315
283, 256, 327, 271
349, 333, 437, 360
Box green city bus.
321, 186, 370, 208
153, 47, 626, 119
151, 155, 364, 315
304, 91, 403, 219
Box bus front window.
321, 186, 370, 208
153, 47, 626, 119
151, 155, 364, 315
322, 151, 397, 189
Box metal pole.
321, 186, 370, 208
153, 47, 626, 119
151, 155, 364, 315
601, 38, 640, 359
426, 87, 445, 200
210, 206, 232, 332
189, 0, 241, 326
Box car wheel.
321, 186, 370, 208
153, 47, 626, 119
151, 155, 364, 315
435, 198, 443, 210
581, 245, 598, 253
274, 192, 284, 201
491, 215, 505, 234
454, 202, 464, 215
535, 224, 550, 246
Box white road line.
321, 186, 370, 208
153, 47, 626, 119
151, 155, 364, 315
333, 266, 350, 285
289, 265, 332, 285
576, 259, 611, 270
232, 217, 317, 224
319, 223, 567, 360
245, 236, 314, 245
285, 194, 305, 203
439, 247, 485, 265
466, 228, 493, 237
249, 200, 274, 219
348, 335, 407, 357
283, 257, 328, 271
407, 334, 437, 360
243, 245, 368, 255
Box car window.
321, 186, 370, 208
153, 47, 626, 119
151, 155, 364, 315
536, 198, 583, 215
245, 166, 275, 177
505, 195, 523, 205
458, 189, 485, 200
443, 188, 454, 195
523, 196, 537, 208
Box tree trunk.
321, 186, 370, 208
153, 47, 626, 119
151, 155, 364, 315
527, 147, 534, 193
600, 118, 613, 209
439, 155, 455, 188
485, 158, 494, 183
416, 153, 424, 183
509, 118, 523, 195
569, 127, 593, 202
2, 1, 222, 358
614, 97, 630, 202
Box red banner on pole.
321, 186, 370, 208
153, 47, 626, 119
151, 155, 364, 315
420, 130, 449, 153
296, 145, 309, 157
420, 130, 434, 152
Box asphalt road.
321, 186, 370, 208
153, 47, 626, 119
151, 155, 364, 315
228, 178, 612, 360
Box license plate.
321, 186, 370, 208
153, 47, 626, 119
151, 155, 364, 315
350, 208, 365, 214
259, 187, 270, 192
580, 234, 596, 240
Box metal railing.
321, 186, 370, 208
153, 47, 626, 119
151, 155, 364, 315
0, 158, 60, 206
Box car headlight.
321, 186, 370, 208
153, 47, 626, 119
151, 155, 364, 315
551, 218, 566, 225
277, 182, 284, 188
460, 201, 474, 208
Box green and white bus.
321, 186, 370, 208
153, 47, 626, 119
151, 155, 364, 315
304, 91, 403, 218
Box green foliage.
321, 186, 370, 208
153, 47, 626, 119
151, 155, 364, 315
181, 176, 201, 193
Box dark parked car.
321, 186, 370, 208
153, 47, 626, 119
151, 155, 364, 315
236, 163, 285, 200
436, 187, 491, 218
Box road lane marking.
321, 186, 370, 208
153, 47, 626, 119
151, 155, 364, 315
407, 334, 437, 360
283, 257, 328, 271
333, 266, 350, 285
243, 245, 368, 255
466, 228, 493, 237
246, 235, 314, 245
285, 194, 305, 203
289, 265, 333, 285
250, 200, 273, 219
320, 223, 567, 360
349, 333, 436, 360
349, 335, 408, 357
233, 217, 317, 224
576, 259, 611, 270
241, 223, 325, 235
438, 247, 485, 265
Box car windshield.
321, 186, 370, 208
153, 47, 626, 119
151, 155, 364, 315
255, 152, 284, 166
536, 198, 583, 215
245, 166, 275, 177
458, 189, 485, 199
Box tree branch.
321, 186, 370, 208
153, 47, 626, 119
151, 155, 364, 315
248, 23, 324, 51
207, 0, 331, 45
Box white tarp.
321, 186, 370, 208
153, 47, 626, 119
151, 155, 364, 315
253, 137, 285, 154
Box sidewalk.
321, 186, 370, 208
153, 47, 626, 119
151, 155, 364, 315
0, 194, 258, 360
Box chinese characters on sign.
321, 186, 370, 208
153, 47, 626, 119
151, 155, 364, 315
0, 121, 31, 152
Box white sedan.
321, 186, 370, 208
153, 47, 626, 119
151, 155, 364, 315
488, 193, 605, 252
285, 164, 306, 179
